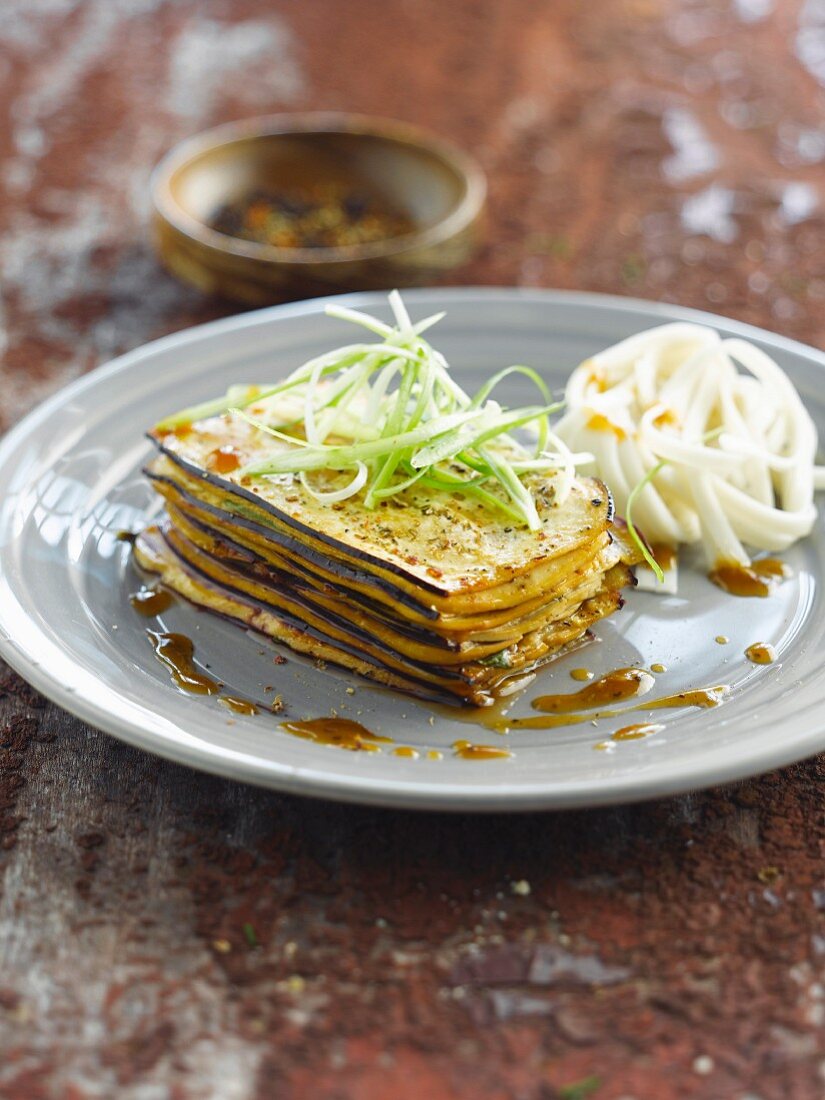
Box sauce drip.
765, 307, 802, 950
281, 717, 392, 752
586, 413, 626, 439
752, 559, 792, 579
570, 668, 594, 682
745, 642, 777, 665
426, 750, 444, 761
207, 445, 242, 474
501, 683, 729, 731
428, 692, 517, 733
130, 586, 174, 616
709, 558, 791, 598
532, 667, 655, 714
650, 544, 677, 571
612, 722, 665, 742
502, 713, 589, 731
452, 739, 512, 761
650, 663, 667, 674
220, 696, 259, 715
644, 686, 728, 710
148, 632, 220, 695
116, 530, 137, 544
715, 635, 729, 645
393, 746, 420, 759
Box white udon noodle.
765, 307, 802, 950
554, 323, 824, 570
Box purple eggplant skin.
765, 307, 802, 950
145, 461, 442, 622
151, 521, 579, 701
151, 436, 449, 598
136, 526, 473, 707
158, 523, 473, 686
170, 501, 461, 652
150, 436, 616, 601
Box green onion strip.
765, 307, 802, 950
154, 293, 592, 530
624, 427, 727, 584
625, 460, 667, 583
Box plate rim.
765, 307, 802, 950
1, 286, 824, 811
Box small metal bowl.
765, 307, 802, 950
151, 113, 487, 303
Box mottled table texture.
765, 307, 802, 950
1, 1, 824, 1098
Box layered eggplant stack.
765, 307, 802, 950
137, 416, 636, 706
135, 294, 639, 706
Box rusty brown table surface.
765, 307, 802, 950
1, 2, 824, 1098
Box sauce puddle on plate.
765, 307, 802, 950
643, 686, 728, 710
281, 717, 393, 752
149, 631, 268, 714
497, 679, 729, 732
428, 692, 518, 734
452, 739, 512, 761
611, 721, 665, 742
148, 631, 220, 695
220, 696, 259, 715
532, 667, 655, 713
131, 586, 174, 616
745, 642, 777, 665
570, 668, 594, 682
709, 558, 791, 598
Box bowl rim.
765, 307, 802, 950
150, 112, 487, 266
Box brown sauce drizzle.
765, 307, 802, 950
501, 712, 590, 732
428, 693, 518, 734
650, 543, 677, 571
281, 717, 392, 752
643, 686, 728, 710
709, 558, 791, 598
753, 559, 792, 579
130, 586, 174, 616
532, 667, 655, 714
207, 445, 242, 474
452, 739, 512, 761
148, 631, 220, 695
220, 696, 259, 715
612, 722, 665, 742
499, 682, 729, 731
745, 642, 777, 665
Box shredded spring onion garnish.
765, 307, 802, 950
555, 323, 823, 576
156, 292, 594, 530
625, 460, 667, 583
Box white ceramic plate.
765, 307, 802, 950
0, 289, 823, 811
